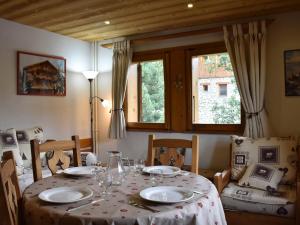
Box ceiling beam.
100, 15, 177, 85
101, 19, 274, 48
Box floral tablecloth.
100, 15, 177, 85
23, 171, 227, 225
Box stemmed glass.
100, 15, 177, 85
134, 159, 145, 176
150, 169, 163, 186
121, 157, 131, 176
101, 170, 112, 196
93, 168, 112, 198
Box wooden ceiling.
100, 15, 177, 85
1, 0, 300, 42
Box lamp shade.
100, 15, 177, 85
82, 70, 99, 80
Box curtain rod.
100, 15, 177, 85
101, 19, 274, 49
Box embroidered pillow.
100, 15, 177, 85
238, 163, 284, 192
16, 127, 44, 168
0, 128, 24, 175
231, 136, 298, 184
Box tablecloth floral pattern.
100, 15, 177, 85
23, 172, 227, 225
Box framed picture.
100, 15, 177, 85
284, 49, 300, 96
17, 51, 66, 96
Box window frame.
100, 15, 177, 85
124, 51, 171, 131
185, 43, 244, 134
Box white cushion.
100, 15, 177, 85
223, 182, 296, 205
81, 152, 97, 166
231, 136, 298, 184
18, 167, 52, 193
16, 126, 44, 168
238, 163, 284, 192
64, 151, 98, 166
221, 182, 296, 218
0, 128, 24, 175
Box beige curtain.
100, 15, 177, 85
223, 21, 270, 138
109, 40, 131, 139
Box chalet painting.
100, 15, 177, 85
17, 51, 66, 96
284, 49, 300, 96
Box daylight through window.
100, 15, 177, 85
192, 52, 241, 125
127, 59, 165, 123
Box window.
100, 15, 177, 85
125, 42, 243, 133
202, 84, 209, 91
126, 52, 169, 130
219, 83, 227, 96
189, 50, 242, 131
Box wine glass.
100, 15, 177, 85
150, 169, 163, 186
136, 159, 145, 174
92, 167, 105, 188
121, 157, 131, 176
99, 170, 112, 198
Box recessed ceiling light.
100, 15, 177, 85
104, 20, 110, 25
187, 3, 193, 8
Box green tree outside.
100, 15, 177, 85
141, 60, 165, 123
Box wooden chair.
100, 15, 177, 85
30, 135, 81, 182
214, 144, 300, 225
0, 151, 22, 225
147, 134, 199, 174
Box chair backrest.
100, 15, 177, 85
147, 134, 199, 174
0, 151, 21, 225
30, 135, 81, 182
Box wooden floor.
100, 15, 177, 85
225, 210, 295, 225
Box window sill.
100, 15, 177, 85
126, 124, 244, 135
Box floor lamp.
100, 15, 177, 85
82, 71, 108, 153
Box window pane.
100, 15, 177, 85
141, 60, 165, 123
127, 59, 165, 123
192, 53, 241, 124
219, 84, 227, 96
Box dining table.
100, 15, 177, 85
23, 168, 227, 225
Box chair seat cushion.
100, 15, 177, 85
221, 182, 296, 217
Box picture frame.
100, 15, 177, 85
17, 51, 66, 96
284, 49, 300, 96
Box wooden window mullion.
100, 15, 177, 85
137, 63, 142, 122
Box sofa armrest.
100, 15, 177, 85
214, 169, 231, 194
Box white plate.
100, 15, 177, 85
63, 166, 96, 176
140, 186, 194, 203
39, 186, 93, 203
143, 166, 181, 176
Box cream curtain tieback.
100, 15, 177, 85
246, 108, 264, 119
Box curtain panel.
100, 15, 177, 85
109, 40, 131, 139
223, 21, 270, 138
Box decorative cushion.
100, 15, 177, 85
0, 128, 24, 175
221, 182, 296, 218
16, 127, 44, 168
238, 164, 284, 192
80, 152, 97, 166
231, 136, 298, 184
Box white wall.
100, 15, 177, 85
0, 19, 91, 139
97, 11, 300, 169
266, 12, 300, 136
